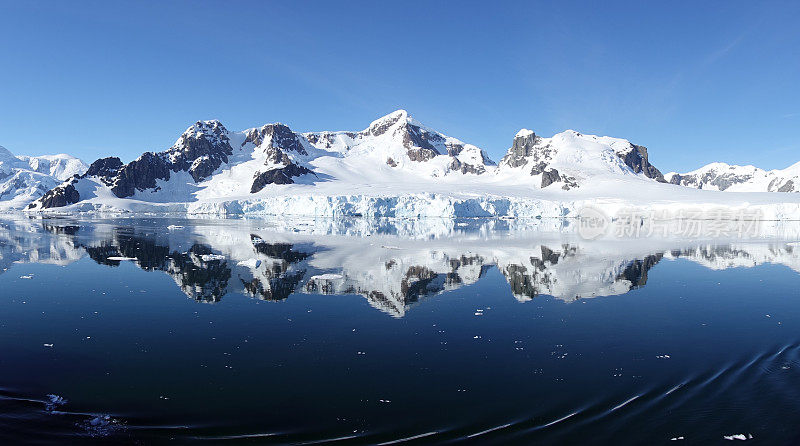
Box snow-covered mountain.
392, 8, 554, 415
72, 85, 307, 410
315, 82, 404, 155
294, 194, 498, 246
0, 145, 88, 210
666, 162, 800, 193
22, 110, 800, 218
496, 128, 665, 189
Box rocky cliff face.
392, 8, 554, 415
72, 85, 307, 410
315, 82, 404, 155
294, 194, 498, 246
167, 120, 234, 182
100, 121, 233, 199
500, 130, 543, 169
615, 143, 665, 182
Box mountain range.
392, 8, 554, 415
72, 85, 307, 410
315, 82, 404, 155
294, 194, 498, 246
2, 110, 799, 217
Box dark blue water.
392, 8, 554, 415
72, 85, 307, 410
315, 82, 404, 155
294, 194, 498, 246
1, 216, 800, 444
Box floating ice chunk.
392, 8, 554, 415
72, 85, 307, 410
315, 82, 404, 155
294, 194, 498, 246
167, 225, 184, 230
81, 414, 123, 437
237, 258, 261, 268
45, 394, 67, 411
106, 256, 136, 261
723, 434, 752, 441
200, 254, 226, 262
19, 274, 33, 279
310, 274, 344, 280
656, 355, 671, 359
670, 437, 685, 441
43, 343, 54, 347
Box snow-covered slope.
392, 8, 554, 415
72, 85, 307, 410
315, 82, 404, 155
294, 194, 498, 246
666, 162, 800, 193
23, 111, 800, 219
0, 145, 88, 210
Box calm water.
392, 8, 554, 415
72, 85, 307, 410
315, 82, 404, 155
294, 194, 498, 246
1, 216, 800, 444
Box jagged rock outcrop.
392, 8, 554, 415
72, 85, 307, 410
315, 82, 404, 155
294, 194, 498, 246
251, 163, 315, 192
168, 120, 234, 182
501, 130, 542, 168
616, 143, 665, 182
541, 168, 560, 188
85, 157, 123, 179
110, 152, 172, 198
34, 182, 80, 208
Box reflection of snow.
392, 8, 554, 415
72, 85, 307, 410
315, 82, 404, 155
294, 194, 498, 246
4, 215, 800, 317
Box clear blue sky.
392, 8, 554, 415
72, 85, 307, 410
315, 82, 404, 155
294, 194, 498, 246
1, 0, 798, 172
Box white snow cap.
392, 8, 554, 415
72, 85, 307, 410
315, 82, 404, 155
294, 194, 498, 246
515, 129, 535, 138
369, 109, 408, 127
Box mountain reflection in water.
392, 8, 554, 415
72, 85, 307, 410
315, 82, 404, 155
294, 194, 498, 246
3, 215, 800, 444
2, 216, 799, 317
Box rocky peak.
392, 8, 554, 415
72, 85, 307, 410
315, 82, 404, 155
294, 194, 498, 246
166, 120, 234, 182
367, 110, 409, 137
244, 123, 308, 157
364, 110, 441, 161
615, 142, 665, 182
85, 157, 123, 179
500, 129, 550, 170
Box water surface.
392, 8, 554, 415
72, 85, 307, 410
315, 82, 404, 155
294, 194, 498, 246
1, 216, 800, 444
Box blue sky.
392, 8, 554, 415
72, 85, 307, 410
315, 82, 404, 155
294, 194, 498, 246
1, 0, 798, 172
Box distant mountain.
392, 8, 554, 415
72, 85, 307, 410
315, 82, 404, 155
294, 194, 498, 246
0, 145, 87, 210
497, 128, 665, 189
666, 162, 800, 192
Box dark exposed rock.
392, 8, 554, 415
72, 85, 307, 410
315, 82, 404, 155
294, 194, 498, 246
110, 152, 172, 198
778, 180, 795, 192
85, 157, 123, 178
386, 157, 397, 167
251, 163, 314, 193
305, 132, 357, 149
33, 182, 80, 209
529, 161, 549, 175
401, 124, 441, 152
617, 144, 665, 182
541, 168, 561, 188
448, 157, 485, 175
369, 112, 405, 137
561, 175, 578, 190
168, 121, 233, 182
540, 246, 560, 265
501, 131, 541, 168
244, 124, 307, 156
407, 147, 439, 162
